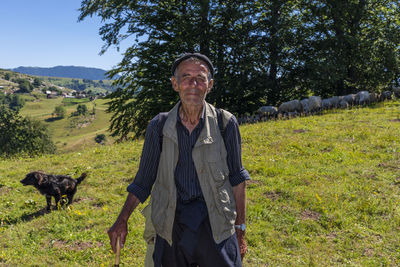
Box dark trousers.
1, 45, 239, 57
153, 216, 242, 267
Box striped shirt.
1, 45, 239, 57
127, 107, 250, 203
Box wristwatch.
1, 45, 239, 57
235, 223, 246, 231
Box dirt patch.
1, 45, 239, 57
74, 196, 94, 203
264, 191, 282, 201
0, 185, 12, 195
326, 232, 337, 240
389, 119, 400, 122
364, 173, 377, 180
394, 177, 400, 185
73, 241, 104, 250
378, 162, 400, 170
293, 129, 307, 133
247, 179, 263, 185
50, 240, 104, 251
363, 248, 374, 257
51, 240, 68, 249
77, 116, 95, 128
299, 210, 321, 221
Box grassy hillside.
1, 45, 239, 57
1, 101, 400, 266
40, 76, 114, 93
0, 68, 113, 95
19, 96, 113, 152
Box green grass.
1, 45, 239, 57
19, 96, 113, 152
40, 76, 114, 93
1, 101, 400, 266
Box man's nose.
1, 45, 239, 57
188, 77, 198, 85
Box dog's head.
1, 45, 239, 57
20, 172, 46, 186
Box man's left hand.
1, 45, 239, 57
236, 229, 247, 260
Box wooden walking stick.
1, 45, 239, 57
114, 236, 121, 267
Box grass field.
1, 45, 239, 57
19, 96, 113, 152
1, 101, 400, 266
40, 76, 114, 93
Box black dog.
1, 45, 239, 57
21, 171, 87, 211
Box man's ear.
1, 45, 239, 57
171, 76, 179, 92
207, 79, 214, 93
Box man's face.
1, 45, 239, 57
171, 60, 213, 107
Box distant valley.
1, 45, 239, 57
11, 66, 117, 80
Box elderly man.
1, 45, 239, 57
108, 53, 250, 266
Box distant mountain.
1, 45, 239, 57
11, 66, 113, 80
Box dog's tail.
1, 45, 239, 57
76, 173, 87, 185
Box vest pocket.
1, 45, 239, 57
151, 186, 168, 230
141, 203, 156, 244
207, 151, 229, 186
218, 188, 237, 224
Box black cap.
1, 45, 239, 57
171, 53, 214, 78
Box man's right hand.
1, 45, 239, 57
107, 193, 141, 253
108, 219, 128, 253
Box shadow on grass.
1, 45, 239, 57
45, 117, 63, 122
2, 208, 49, 226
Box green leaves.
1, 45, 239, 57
78, 0, 400, 139
0, 106, 56, 158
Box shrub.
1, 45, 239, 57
17, 79, 33, 93
95, 134, 106, 144
72, 104, 88, 116
0, 106, 56, 157
0, 94, 25, 112
33, 77, 42, 88
53, 105, 66, 119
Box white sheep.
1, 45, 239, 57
322, 98, 332, 110
339, 99, 349, 109
278, 100, 302, 116
300, 99, 310, 114
355, 91, 370, 105
308, 96, 322, 113
258, 106, 278, 119
343, 94, 356, 106
380, 91, 393, 101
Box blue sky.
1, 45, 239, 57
0, 0, 128, 70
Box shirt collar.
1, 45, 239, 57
176, 102, 206, 124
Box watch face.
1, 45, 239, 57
235, 224, 246, 231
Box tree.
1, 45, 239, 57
0, 94, 25, 112
33, 77, 42, 88
0, 106, 56, 157
79, 1, 267, 139
17, 79, 33, 93
95, 133, 106, 144
79, 0, 400, 139
298, 0, 400, 96
53, 105, 66, 118
76, 104, 88, 116
9, 94, 25, 111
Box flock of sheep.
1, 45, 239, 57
238, 87, 400, 124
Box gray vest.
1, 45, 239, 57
150, 101, 237, 245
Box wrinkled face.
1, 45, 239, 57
171, 60, 213, 107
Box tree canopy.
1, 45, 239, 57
0, 94, 25, 112
0, 106, 56, 158
79, 0, 400, 139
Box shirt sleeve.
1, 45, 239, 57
126, 115, 161, 203
224, 115, 251, 186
